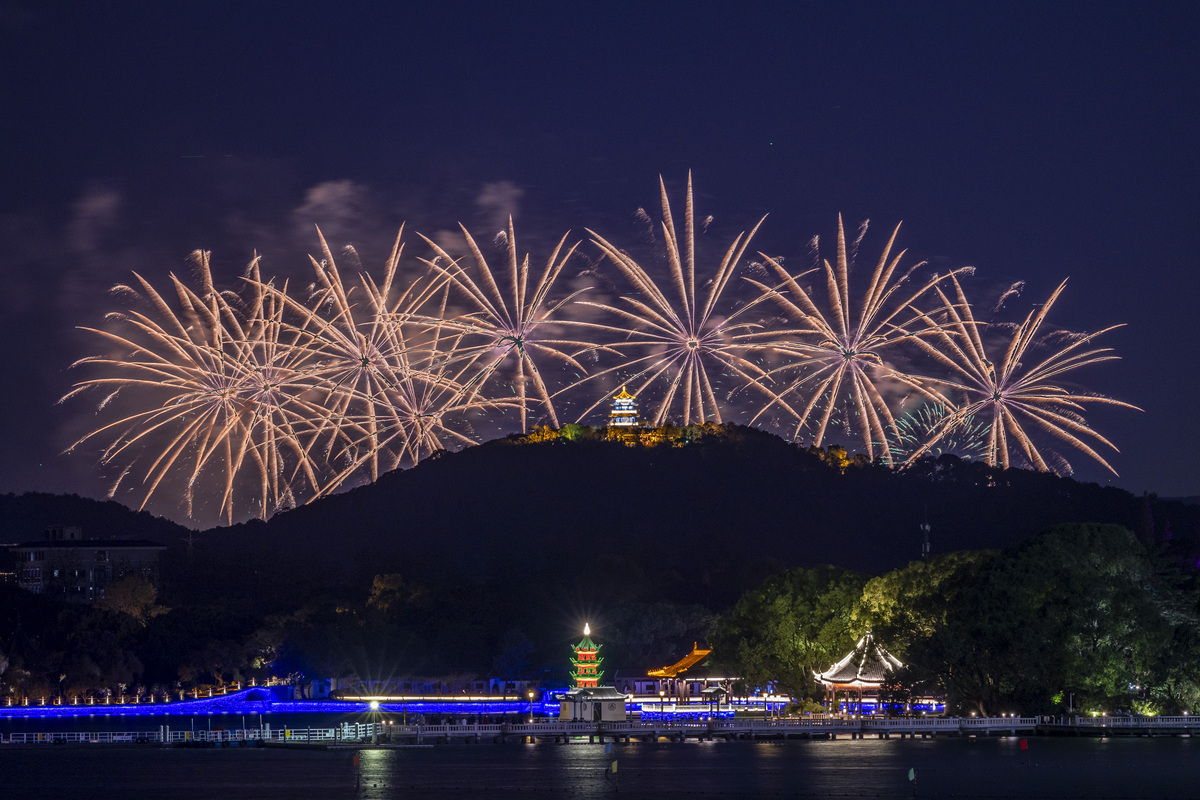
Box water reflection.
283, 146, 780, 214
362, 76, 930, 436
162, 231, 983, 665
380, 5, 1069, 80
2, 735, 1199, 798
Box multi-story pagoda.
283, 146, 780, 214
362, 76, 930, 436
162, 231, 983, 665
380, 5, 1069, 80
607, 387, 639, 428
570, 623, 604, 688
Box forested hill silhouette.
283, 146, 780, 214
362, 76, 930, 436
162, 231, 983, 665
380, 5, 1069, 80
0, 492, 191, 544
196, 425, 1199, 610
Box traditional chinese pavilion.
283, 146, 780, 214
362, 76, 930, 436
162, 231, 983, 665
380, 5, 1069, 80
608, 386, 639, 428
814, 633, 902, 714
570, 623, 604, 688
648, 642, 712, 679
561, 623, 627, 721
646, 642, 723, 703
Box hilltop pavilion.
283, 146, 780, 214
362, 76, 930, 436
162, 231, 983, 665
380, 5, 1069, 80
608, 386, 640, 427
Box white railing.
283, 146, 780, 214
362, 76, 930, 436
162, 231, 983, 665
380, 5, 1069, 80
0, 716, 1093, 746
4, 731, 163, 744
1066, 715, 1198, 728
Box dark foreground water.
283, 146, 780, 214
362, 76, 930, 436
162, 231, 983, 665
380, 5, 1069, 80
1, 736, 1198, 799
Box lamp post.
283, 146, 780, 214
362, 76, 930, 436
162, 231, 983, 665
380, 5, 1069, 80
528, 691, 534, 724
369, 700, 380, 745
659, 689, 665, 722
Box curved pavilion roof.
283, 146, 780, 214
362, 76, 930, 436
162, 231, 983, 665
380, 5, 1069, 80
647, 642, 712, 678
814, 633, 902, 689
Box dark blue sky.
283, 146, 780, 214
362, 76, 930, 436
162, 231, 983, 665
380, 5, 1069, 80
1, 2, 1196, 518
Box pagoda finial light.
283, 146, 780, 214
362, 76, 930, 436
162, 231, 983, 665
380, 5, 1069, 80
584, 622, 591, 636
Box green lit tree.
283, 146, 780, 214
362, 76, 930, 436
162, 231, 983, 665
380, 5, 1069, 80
711, 565, 864, 698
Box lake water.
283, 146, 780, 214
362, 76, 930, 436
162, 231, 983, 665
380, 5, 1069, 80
1, 735, 1196, 799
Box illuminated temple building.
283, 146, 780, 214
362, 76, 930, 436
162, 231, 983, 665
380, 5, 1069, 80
651, 644, 712, 674
605, 386, 667, 446
813, 633, 902, 714
615, 642, 731, 702
560, 623, 627, 721
608, 386, 639, 427
570, 623, 604, 688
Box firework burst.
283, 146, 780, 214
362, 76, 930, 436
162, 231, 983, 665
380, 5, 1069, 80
747, 216, 969, 463
419, 218, 597, 432
312, 320, 516, 497
260, 225, 457, 485
63, 177, 1137, 524
569, 173, 786, 425
908, 275, 1140, 474
63, 252, 328, 523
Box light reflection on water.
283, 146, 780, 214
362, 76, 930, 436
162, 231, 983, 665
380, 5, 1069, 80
353, 736, 1200, 799
2, 736, 1198, 799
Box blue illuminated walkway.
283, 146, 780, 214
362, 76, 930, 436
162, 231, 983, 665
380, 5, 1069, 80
0, 687, 579, 720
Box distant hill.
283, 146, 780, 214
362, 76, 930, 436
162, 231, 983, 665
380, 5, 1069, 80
0, 492, 192, 545
8, 431, 1195, 682
182, 426, 1200, 611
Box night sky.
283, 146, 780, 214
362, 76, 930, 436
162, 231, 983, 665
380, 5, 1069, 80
1, 2, 1196, 521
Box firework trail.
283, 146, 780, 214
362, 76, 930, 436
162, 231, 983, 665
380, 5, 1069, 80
907, 275, 1140, 474
746, 216, 969, 463
63, 253, 329, 523
569, 172, 787, 425
418, 217, 596, 432
992, 280, 1025, 314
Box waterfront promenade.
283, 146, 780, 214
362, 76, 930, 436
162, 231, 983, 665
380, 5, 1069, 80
10, 709, 1200, 747
1, 715, 1146, 746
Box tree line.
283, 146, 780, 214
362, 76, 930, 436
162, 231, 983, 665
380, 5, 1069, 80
3, 521, 1194, 717
711, 523, 1200, 715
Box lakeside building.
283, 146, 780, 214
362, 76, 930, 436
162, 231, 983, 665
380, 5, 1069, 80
8, 526, 166, 601
570, 623, 603, 688
559, 685, 629, 722
560, 624, 628, 721
615, 643, 738, 702
814, 632, 903, 714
